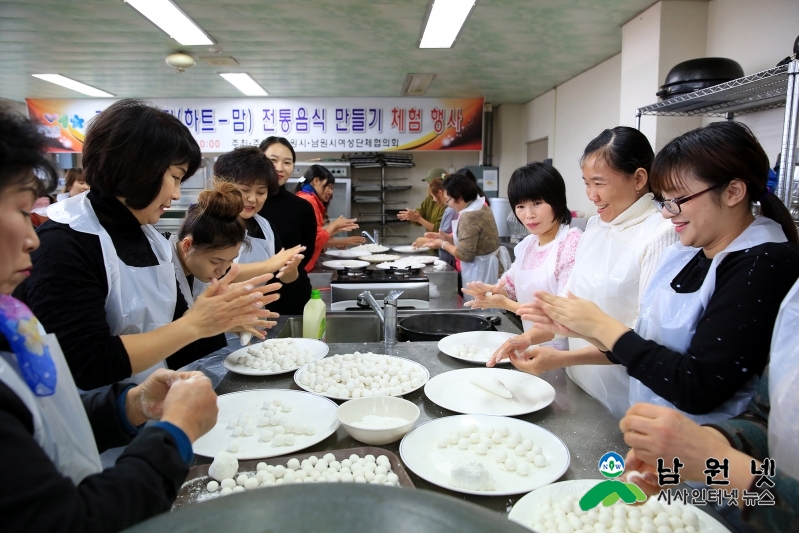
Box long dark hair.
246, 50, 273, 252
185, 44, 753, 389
294, 164, 335, 195
650, 121, 798, 245
581, 126, 654, 190
178, 181, 246, 252
507, 163, 571, 225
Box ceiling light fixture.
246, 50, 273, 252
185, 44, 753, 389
419, 0, 477, 49
125, 0, 214, 46
31, 74, 114, 97
220, 73, 268, 96
402, 73, 437, 96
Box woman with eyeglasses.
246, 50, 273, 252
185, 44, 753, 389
520, 121, 799, 424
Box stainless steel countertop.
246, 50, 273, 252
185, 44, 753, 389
200, 313, 630, 515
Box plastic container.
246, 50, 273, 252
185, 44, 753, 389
302, 289, 326, 341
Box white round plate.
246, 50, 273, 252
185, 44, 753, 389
424, 368, 555, 416
375, 262, 426, 270
359, 254, 402, 263
400, 414, 570, 496
322, 259, 370, 269
324, 249, 370, 258
509, 479, 731, 533
349, 244, 390, 253
192, 389, 339, 459
223, 338, 329, 376
294, 354, 430, 400
437, 331, 517, 365
392, 245, 430, 253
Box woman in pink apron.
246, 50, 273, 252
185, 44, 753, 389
463, 163, 581, 354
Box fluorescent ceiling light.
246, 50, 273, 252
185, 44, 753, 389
419, 0, 477, 49
31, 74, 114, 97
126, 0, 214, 46
402, 73, 437, 96
220, 73, 269, 96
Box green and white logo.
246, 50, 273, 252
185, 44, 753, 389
579, 451, 647, 511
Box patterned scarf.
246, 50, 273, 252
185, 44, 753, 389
0, 295, 57, 396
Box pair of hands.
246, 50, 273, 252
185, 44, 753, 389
126, 368, 218, 443
273, 245, 305, 280
463, 280, 513, 311
184, 264, 281, 342
398, 208, 422, 223
419, 231, 452, 250
328, 216, 359, 234
487, 332, 564, 374
334, 236, 366, 249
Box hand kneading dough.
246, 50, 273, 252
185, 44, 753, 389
208, 451, 239, 482
470, 375, 513, 399
451, 460, 494, 491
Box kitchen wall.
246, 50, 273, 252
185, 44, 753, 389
520, 0, 799, 215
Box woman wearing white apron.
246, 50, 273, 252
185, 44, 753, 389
423, 173, 511, 292
523, 121, 799, 423
462, 163, 581, 357
619, 280, 799, 533
0, 109, 219, 532
14, 100, 279, 389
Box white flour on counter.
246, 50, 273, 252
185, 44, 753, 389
349, 415, 409, 429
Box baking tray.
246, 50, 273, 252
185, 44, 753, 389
174, 446, 415, 509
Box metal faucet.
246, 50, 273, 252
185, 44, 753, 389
357, 290, 403, 346
361, 230, 380, 245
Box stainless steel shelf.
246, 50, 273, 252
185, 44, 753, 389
637, 64, 790, 118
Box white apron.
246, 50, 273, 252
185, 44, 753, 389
513, 225, 571, 350
48, 193, 177, 383
631, 217, 785, 424
769, 277, 799, 480
0, 330, 102, 484
238, 214, 276, 264
453, 197, 512, 298
566, 203, 667, 419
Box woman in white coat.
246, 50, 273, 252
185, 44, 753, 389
463, 163, 581, 354
523, 121, 799, 424
492, 127, 678, 419
14, 99, 280, 390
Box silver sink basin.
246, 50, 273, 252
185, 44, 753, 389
277, 315, 384, 343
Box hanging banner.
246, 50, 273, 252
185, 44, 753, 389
26, 97, 483, 153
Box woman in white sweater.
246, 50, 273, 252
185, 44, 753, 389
492, 127, 677, 419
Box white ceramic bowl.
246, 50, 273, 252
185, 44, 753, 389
336, 397, 420, 445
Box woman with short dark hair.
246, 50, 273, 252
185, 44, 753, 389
465, 163, 582, 354
423, 174, 511, 293
14, 99, 279, 389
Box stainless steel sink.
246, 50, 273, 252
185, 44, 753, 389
277, 315, 384, 343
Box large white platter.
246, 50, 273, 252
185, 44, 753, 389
324, 249, 371, 259
509, 479, 731, 533
400, 414, 569, 496
424, 368, 556, 416
192, 389, 339, 460
392, 245, 430, 253
349, 244, 390, 253
223, 338, 329, 376
359, 254, 402, 263
294, 353, 430, 401
437, 331, 517, 365
322, 259, 370, 269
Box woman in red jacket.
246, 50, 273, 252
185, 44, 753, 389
294, 164, 362, 271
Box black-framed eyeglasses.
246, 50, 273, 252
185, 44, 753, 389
652, 182, 728, 215
443, 196, 453, 205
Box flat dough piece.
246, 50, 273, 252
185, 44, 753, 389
469, 375, 513, 399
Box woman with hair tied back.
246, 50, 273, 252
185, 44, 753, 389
14, 99, 280, 390
294, 164, 362, 271
491, 126, 678, 419
463, 163, 582, 353
523, 121, 799, 424
56, 167, 89, 201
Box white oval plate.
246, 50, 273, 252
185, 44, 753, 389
424, 368, 555, 416
349, 244, 390, 253
392, 245, 430, 253
400, 414, 570, 496
359, 254, 402, 263
223, 338, 329, 376
324, 249, 371, 258
437, 331, 517, 365
192, 389, 339, 459
294, 354, 430, 401
322, 259, 370, 269
509, 479, 731, 533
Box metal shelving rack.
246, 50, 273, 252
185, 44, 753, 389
636, 58, 799, 216
351, 163, 414, 242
